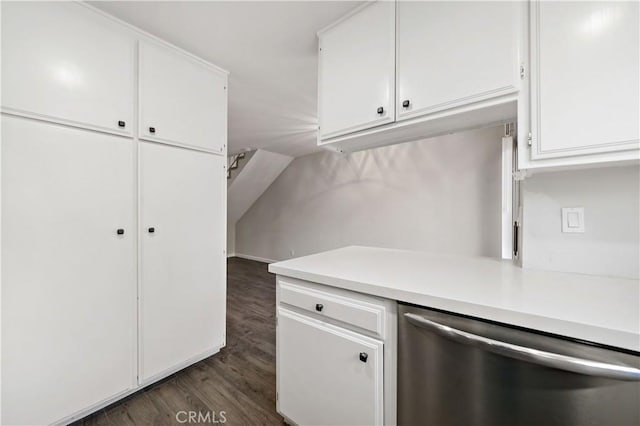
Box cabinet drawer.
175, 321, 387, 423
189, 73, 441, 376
278, 278, 386, 338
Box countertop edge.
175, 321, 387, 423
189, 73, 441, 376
269, 263, 640, 353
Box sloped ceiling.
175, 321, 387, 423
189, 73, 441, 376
90, 1, 362, 157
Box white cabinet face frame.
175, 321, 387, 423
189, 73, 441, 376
277, 308, 384, 426
317, 1, 396, 142
395, 1, 522, 122
529, 1, 640, 160
138, 41, 228, 155
0, 1, 136, 137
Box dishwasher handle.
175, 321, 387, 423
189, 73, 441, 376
404, 313, 640, 381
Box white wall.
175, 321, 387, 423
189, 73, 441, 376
522, 165, 640, 279
235, 126, 504, 262
227, 149, 292, 256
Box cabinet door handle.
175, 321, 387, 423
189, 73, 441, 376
148, 227, 155, 234
359, 352, 368, 363
118, 120, 126, 128
116, 228, 125, 235
149, 127, 156, 134
315, 303, 324, 312
377, 106, 384, 115
402, 100, 411, 108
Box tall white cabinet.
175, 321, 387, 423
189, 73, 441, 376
139, 142, 226, 383
1, 3, 228, 425
1, 116, 137, 426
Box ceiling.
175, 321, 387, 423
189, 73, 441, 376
90, 1, 361, 157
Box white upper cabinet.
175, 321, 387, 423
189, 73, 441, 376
529, 1, 639, 160
318, 1, 395, 140
396, 1, 521, 121
1, 2, 135, 135
139, 42, 228, 153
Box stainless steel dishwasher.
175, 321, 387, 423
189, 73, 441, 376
398, 303, 640, 426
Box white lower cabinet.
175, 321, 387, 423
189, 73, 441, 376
278, 309, 384, 426
276, 277, 395, 425
139, 142, 226, 383
1, 116, 136, 425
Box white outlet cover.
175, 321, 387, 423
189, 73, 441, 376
562, 207, 585, 233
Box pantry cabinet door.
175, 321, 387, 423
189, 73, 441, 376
139, 142, 226, 383
277, 309, 384, 426
139, 42, 227, 153
318, 1, 395, 141
1, 116, 136, 425
1, 2, 135, 135
530, 1, 640, 159
396, 1, 520, 121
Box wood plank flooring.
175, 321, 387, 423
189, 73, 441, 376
75, 257, 283, 426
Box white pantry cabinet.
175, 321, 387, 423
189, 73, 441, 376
139, 41, 228, 153
1, 2, 228, 424
525, 1, 639, 165
139, 142, 226, 383
278, 309, 384, 426
318, 1, 396, 140
1, 116, 136, 425
396, 1, 521, 121
1, 2, 135, 136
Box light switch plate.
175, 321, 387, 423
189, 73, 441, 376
562, 207, 585, 233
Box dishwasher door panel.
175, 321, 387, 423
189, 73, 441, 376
398, 303, 640, 426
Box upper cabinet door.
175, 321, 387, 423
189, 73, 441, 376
1, 2, 134, 135
530, 1, 639, 159
396, 1, 521, 121
318, 1, 395, 140
139, 42, 228, 153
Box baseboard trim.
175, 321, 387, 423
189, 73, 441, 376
233, 253, 279, 264
227, 252, 236, 258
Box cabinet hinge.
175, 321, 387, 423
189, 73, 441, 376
520, 64, 525, 80
527, 132, 532, 147
513, 221, 519, 258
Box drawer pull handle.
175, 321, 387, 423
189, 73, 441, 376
149, 127, 156, 134
376, 106, 384, 115
359, 352, 368, 363
148, 227, 155, 234
118, 120, 126, 128
315, 303, 324, 312
402, 99, 411, 108
116, 228, 125, 235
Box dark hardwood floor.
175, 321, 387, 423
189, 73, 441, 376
76, 257, 283, 426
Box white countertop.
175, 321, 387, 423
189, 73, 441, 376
269, 246, 640, 352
